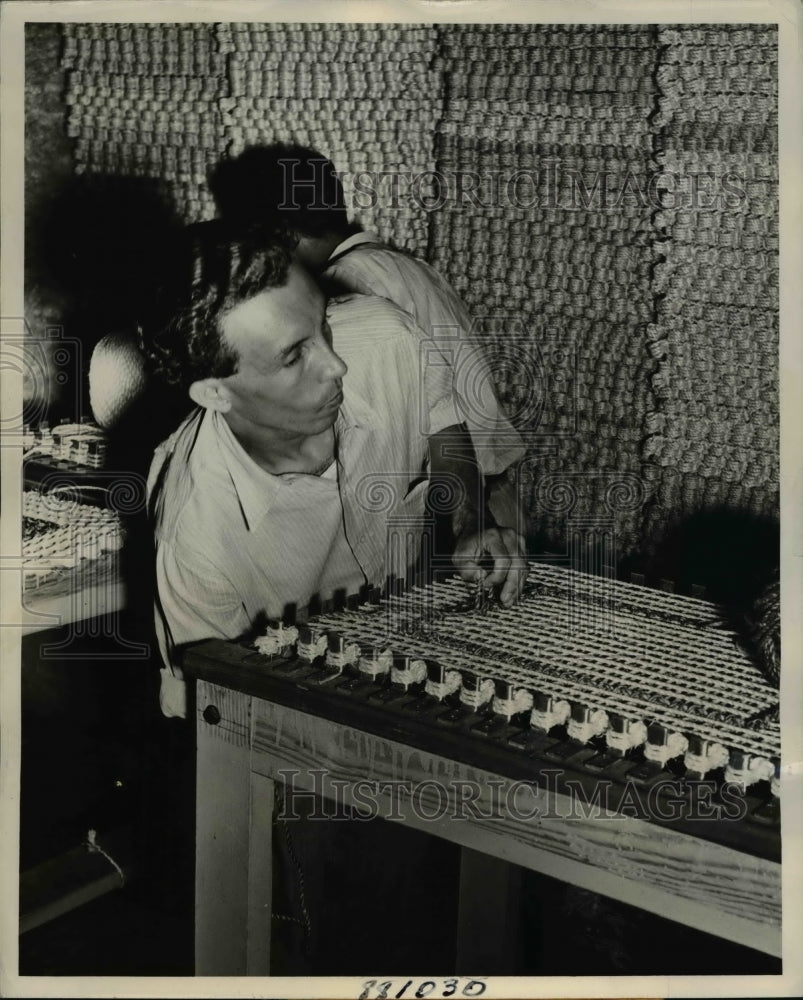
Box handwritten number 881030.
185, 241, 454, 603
359, 980, 486, 998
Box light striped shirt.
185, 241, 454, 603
324, 232, 525, 475
147, 295, 463, 717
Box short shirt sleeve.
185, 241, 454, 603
154, 540, 251, 718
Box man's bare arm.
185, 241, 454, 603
428, 424, 527, 605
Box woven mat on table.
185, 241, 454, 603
22, 547, 120, 601
22, 491, 124, 600
311, 562, 780, 762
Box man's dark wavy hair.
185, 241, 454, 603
209, 143, 348, 238
140, 220, 293, 390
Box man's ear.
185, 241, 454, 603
188, 378, 232, 413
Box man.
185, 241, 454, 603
209, 144, 526, 529
143, 223, 526, 719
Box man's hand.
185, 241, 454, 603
427, 423, 528, 605
452, 525, 528, 607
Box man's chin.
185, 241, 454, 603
308, 410, 339, 434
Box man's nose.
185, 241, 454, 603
320, 342, 348, 380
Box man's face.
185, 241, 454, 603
219, 263, 347, 438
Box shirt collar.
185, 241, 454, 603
327, 230, 381, 263
325, 298, 379, 430
211, 407, 369, 533
209, 410, 284, 532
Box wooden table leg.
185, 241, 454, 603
195, 726, 274, 975
195, 732, 250, 974
246, 772, 274, 975
455, 846, 522, 974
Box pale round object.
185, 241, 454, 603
88, 331, 149, 428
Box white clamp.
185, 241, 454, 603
725, 755, 775, 791
460, 678, 495, 711
425, 669, 462, 701
296, 632, 329, 662
606, 719, 647, 753
683, 740, 729, 776
357, 647, 393, 678
492, 688, 534, 719
529, 698, 570, 733
643, 731, 688, 767
391, 658, 428, 689
326, 641, 361, 671
567, 708, 609, 744
254, 623, 299, 657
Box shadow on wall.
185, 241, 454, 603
640, 505, 779, 612
30, 172, 184, 334
26, 173, 185, 420
533, 501, 778, 612
26, 174, 190, 437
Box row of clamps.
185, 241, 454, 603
251, 624, 780, 808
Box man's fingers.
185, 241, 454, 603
452, 528, 526, 595
455, 537, 510, 586
482, 547, 512, 588
499, 554, 528, 606
496, 531, 528, 605
451, 536, 485, 582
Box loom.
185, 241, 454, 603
184, 560, 782, 973
189, 562, 781, 855
25, 20, 781, 973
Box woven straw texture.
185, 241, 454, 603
62, 23, 228, 221
60, 23, 779, 561
310, 564, 780, 763
430, 25, 658, 557
219, 23, 440, 252
62, 22, 440, 249
644, 26, 779, 543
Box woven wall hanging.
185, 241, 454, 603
59, 22, 779, 562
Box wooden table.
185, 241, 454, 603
185, 640, 782, 976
